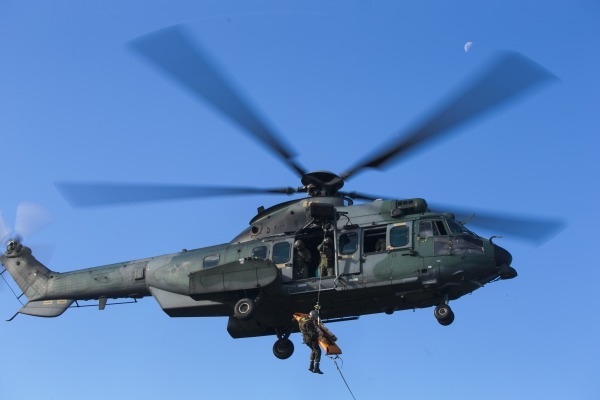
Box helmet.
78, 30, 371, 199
294, 240, 305, 250
309, 310, 318, 319
323, 237, 332, 245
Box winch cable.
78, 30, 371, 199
330, 355, 358, 400
314, 227, 356, 400
315, 228, 328, 310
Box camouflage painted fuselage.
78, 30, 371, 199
0, 197, 515, 338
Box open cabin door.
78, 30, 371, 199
337, 228, 361, 275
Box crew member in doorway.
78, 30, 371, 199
293, 240, 311, 279
317, 237, 334, 277
375, 237, 386, 252
298, 310, 323, 374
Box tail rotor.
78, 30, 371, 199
0, 211, 10, 245
0, 203, 54, 305
0, 203, 53, 246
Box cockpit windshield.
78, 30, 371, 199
446, 219, 475, 236
419, 218, 483, 255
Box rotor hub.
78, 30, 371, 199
301, 171, 344, 196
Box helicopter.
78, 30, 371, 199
0, 26, 563, 360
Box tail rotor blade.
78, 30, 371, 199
0, 212, 11, 244
14, 203, 53, 240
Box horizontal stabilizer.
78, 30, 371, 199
19, 299, 74, 318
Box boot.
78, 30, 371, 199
309, 361, 314, 372
312, 362, 323, 374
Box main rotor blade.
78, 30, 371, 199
341, 52, 557, 180
56, 182, 298, 208
337, 191, 385, 201
429, 203, 565, 245
129, 26, 306, 178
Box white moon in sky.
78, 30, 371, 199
464, 41, 473, 53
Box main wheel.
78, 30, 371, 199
437, 310, 455, 326
233, 298, 256, 320
434, 304, 452, 321
273, 338, 294, 360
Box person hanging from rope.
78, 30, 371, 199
317, 236, 334, 277
298, 310, 323, 374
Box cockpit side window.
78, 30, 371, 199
433, 220, 448, 236
419, 220, 448, 237
419, 221, 433, 238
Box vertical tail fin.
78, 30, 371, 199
1, 240, 73, 318
0, 240, 52, 300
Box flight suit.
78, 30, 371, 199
299, 315, 322, 374
293, 247, 312, 279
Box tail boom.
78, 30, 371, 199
1, 240, 150, 318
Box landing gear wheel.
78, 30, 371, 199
437, 310, 455, 326
273, 338, 294, 360
233, 298, 256, 320
434, 304, 453, 323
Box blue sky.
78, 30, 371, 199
1, 1, 598, 399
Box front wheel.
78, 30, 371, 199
233, 298, 256, 320
273, 338, 294, 360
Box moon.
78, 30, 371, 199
464, 41, 473, 53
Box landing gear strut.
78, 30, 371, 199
434, 303, 455, 326
273, 328, 294, 360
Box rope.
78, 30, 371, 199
330, 356, 357, 400
314, 226, 358, 399
315, 228, 328, 312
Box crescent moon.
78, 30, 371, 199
464, 41, 473, 53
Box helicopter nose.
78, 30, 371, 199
493, 244, 517, 280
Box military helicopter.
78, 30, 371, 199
0, 26, 562, 360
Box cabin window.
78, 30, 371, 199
203, 254, 220, 268
339, 232, 358, 255
363, 227, 387, 253
252, 246, 267, 259
272, 242, 291, 264
390, 225, 410, 248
